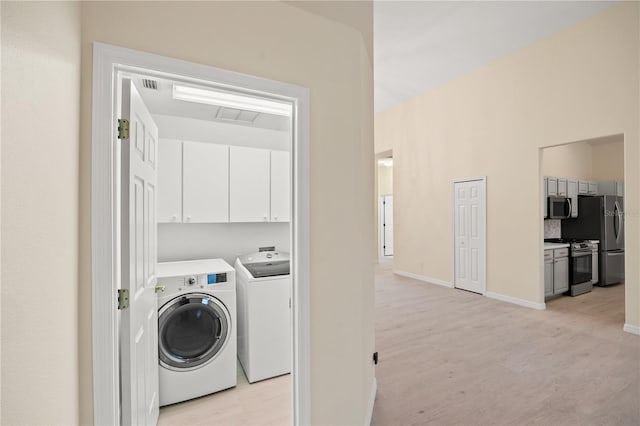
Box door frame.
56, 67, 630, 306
379, 194, 393, 258
451, 177, 487, 294
91, 43, 311, 425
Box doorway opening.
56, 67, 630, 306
540, 134, 626, 329
375, 151, 393, 267
91, 44, 310, 425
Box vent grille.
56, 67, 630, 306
216, 107, 260, 123
142, 79, 158, 90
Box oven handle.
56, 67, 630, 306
571, 251, 592, 257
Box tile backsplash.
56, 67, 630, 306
544, 220, 561, 238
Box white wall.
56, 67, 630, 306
158, 222, 290, 266
155, 114, 289, 151
1, 2, 81, 424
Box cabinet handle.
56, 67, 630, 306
186, 216, 191, 222
274, 216, 278, 221
172, 215, 177, 222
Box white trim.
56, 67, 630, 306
365, 378, 377, 425
485, 291, 546, 310
91, 43, 311, 426
623, 324, 640, 336
451, 177, 487, 294
393, 270, 454, 288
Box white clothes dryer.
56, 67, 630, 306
235, 250, 291, 383
157, 259, 236, 406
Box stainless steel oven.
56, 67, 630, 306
568, 241, 596, 296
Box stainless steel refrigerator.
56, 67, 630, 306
563, 195, 624, 286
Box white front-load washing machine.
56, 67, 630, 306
157, 259, 236, 406
235, 250, 291, 383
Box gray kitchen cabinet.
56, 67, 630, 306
547, 177, 558, 196
578, 180, 590, 195
597, 181, 624, 196
544, 250, 554, 297
543, 177, 548, 219
557, 178, 568, 196
567, 179, 578, 218
553, 255, 569, 294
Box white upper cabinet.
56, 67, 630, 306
270, 150, 291, 222
588, 181, 598, 195
567, 179, 578, 218
158, 139, 183, 223
230, 146, 270, 222
547, 177, 558, 196
557, 178, 568, 196
183, 141, 229, 223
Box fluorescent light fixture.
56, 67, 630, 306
173, 84, 292, 116
379, 158, 393, 167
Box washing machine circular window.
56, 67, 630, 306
158, 293, 230, 371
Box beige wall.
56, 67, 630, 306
375, 3, 640, 328
592, 140, 625, 181
542, 137, 625, 182
1, 1, 81, 424
542, 142, 593, 180
378, 162, 393, 195
78, 2, 374, 425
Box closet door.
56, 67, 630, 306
229, 146, 270, 222
183, 141, 229, 223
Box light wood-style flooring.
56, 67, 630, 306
372, 268, 640, 426
158, 363, 290, 425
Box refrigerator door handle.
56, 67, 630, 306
565, 198, 572, 219
614, 201, 623, 243
613, 202, 619, 240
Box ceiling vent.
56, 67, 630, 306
216, 107, 260, 123
141, 79, 158, 90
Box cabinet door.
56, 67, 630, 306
543, 177, 548, 219
567, 179, 578, 218
270, 150, 290, 222
557, 178, 568, 197
183, 141, 229, 223
616, 181, 624, 197
230, 146, 270, 222
544, 260, 554, 297
578, 180, 589, 195
158, 139, 183, 223
553, 257, 569, 294
588, 182, 598, 195
547, 177, 558, 196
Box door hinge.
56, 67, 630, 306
373, 352, 379, 365
117, 289, 129, 310
117, 119, 129, 140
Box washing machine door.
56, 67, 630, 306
158, 293, 230, 370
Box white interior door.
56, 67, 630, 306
382, 195, 394, 256
453, 179, 486, 294
120, 79, 160, 426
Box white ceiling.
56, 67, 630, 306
135, 76, 290, 132
375, 1, 618, 113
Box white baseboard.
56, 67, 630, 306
365, 377, 377, 425
485, 291, 546, 310
623, 323, 640, 336
393, 270, 453, 288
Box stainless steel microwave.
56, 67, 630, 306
548, 196, 572, 219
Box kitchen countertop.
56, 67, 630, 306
544, 242, 570, 250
